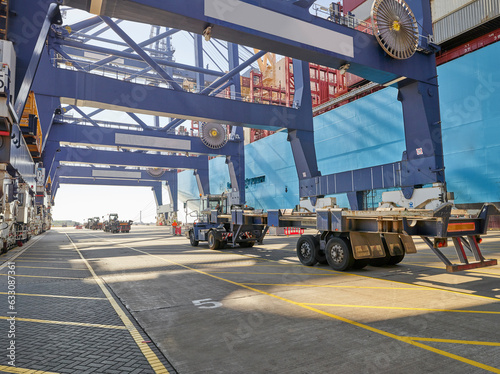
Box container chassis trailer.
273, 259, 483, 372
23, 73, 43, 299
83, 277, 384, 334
268, 203, 499, 273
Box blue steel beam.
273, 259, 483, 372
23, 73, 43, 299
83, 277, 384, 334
82, 28, 181, 71
34, 94, 61, 152
66, 16, 102, 33
54, 40, 225, 78
45, 123, 240, 156
33, 52, 310, 131
64, 0, 436, 84
100, 17, 183, 91
52, 175, 165, 209
126, 113, 151, 130
193, 169, 210, 196
200, 50, 266, 95
52, 44, 88, 72
80, 20, 123, 43
54, 165, 179, 207
194, 34, 204, 91
54, 147, 211, 170
55, 165, 178, 182
56, 45, 197, 85
70, 106, 100, 127
289, 0, 316, 8
225, 42, 245, 205
55, 177, 164, 189
162, 49, 268, 132
72, 33, 174, 57
11, 2, 62, 119
55, 115, 143, 130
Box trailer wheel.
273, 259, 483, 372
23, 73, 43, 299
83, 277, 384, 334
239, 242, 255, 248
296, 235, 320, 266
207, 230, 221, 250
368, 255, 390, 267
189, 230, 199, 247
352, 259, 369, 270
388, 251, 405, 265
314, 235, 328, 264
325, 237, 355, 271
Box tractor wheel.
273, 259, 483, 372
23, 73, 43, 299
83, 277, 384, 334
207, 230, 220, 250
189, 230, 199, 247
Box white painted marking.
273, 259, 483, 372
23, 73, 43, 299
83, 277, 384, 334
91, 170, 142, 179
115, 133, 191, 151
205, 0, 354, 58
192, 298, 223, 309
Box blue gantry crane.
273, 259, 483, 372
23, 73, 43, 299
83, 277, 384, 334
0, 0, 497, 271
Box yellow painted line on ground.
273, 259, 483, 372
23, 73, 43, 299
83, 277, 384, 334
409, 337, 500, 346
207, 271, 334, 276
301, 303, 500, 314
0, 274, 81, 280
0, 365, 59, 373
0, 292, 106, 300
15, 256, 78, 260
216, 246, 500, 299
99, 236, 500, 374
0, 316, 126, 330
18, 253, 77, 257
14, 266, 88, 271
13, 257, 78, 261
407, 262, 500, 276
65, 233, 170, 374
9, 260, 78, 263
243, 283, 427, 290
248, 263, 306, 268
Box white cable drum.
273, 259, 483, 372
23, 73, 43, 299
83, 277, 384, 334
200, 123, 228, 149
371, 0, 420, 59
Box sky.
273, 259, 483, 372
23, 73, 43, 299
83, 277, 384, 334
51, 1, 337, 223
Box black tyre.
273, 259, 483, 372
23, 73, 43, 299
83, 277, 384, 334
325, 237, 355, 271
369, 254, 390, 267
207, 230, 221, 250
296, 235, 319, 266
315, 235, 328, 264
189, 230, 199, 247
388, 251, 405, 265
352, 259, 369, 270
1, 242, 6, 254
239, 241, 255, 248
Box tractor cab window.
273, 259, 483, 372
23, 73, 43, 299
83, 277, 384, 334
202, 196, 226, 214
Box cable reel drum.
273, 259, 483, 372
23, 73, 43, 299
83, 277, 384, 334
200, 122, 228, 149
371, 0, 420, 60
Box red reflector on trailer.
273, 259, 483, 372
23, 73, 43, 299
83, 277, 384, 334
0, 131, 10, 136
448, 222, 475, 232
